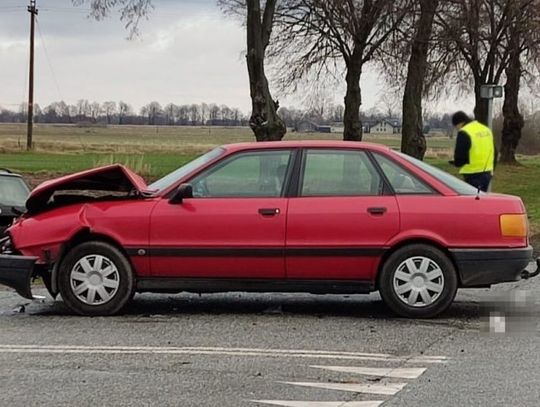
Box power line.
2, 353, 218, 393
39, 7, 91, 14
36, 17, 64, 101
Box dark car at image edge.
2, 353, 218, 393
0, 169, 30, 235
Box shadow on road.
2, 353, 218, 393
16, 291, 480, 324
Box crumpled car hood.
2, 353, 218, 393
26, 164, 149, 214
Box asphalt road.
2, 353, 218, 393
1, 271, 539, 407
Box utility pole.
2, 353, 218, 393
27, 0, 38, 151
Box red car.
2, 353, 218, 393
0, 141, 536, 317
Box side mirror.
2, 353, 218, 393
169, 183, 193, 204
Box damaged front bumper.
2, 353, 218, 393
0, 254, 39, 299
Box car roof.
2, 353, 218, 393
221, 140, 394, 153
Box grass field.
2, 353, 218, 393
0, 123, 454, 154
1, 122, 539, 234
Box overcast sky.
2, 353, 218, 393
0, 0, 473, 115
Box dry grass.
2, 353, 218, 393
0, 123, 454, 156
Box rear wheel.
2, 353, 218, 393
379, 244, 458, 318
58, 241, 135, 316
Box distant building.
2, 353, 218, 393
317, 125, 332, 133
371, 119, 402, 134
296, 120, 320, 133
362, 120, 378, 134
326, 122, 344, 134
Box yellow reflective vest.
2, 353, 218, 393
459, 121, 495, 175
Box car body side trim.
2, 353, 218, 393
136, 277, 374, 294
125, 247, 387, 258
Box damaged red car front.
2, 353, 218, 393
0, 164, 152, 300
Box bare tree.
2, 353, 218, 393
72, 0, 153, 38
220, 0, 287, 141
78, 0, 285, 140
304, 86, 334, 123
399, 0, 440, 159
76, 99, 90, 121
189, 104, 201, 125
271, 0, 409, 141
118, 101, 133, 125
141, 101, 162, 125
90, 102, 102, 122
209, 104, 221, 121
436, 0, 515, 125
164, 103, 177, 125
102, 101, 118, 124
500, 0, 540, 163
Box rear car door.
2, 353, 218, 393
286, 148, 400, 281
149, 149, 295, 279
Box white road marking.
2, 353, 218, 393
310, 365, 427, 379
252, 401, 383, 407
0, 345, 447, 363
281, 382, 407, 396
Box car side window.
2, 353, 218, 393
373, 153, 434, 195
190, 150, 292, 198
300, 150, 383, 197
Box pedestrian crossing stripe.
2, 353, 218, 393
252, 401, 384, 407
280, 381, 407, 395
310, 365, 427, 379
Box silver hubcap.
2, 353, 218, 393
70, 255, 120, 306
393, 256, 445, 308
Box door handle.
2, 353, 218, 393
259, 208, 281, 216
367, 207, 387, 216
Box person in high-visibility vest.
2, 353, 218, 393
450, 111, 497, 192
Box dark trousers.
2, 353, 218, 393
463, 172, 492, 192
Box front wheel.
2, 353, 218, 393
379, 244, 458, 318
58, 241, 135, 316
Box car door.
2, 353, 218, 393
149, 149, 295, 279
286, 148, 400, 281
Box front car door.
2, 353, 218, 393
149, 149, 295, 279
286, 148, 400, 282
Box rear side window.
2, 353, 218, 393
396, 152, 479, 195
300, 150, 383, 197
373, 153, 434, 195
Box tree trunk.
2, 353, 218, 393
343, 56, 363, 141
246, 0, 286, 142
500, 23, 524, 164
401, 0, 438, 160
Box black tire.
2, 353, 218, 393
58, 241, 135, 316
379, 244, 458, 318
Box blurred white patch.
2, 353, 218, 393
480, 289, 540, 336
489, 312, 506, 333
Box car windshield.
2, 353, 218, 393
148, 147, 226, 193
397, 152, 479, 195
0, 176, 30, 206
